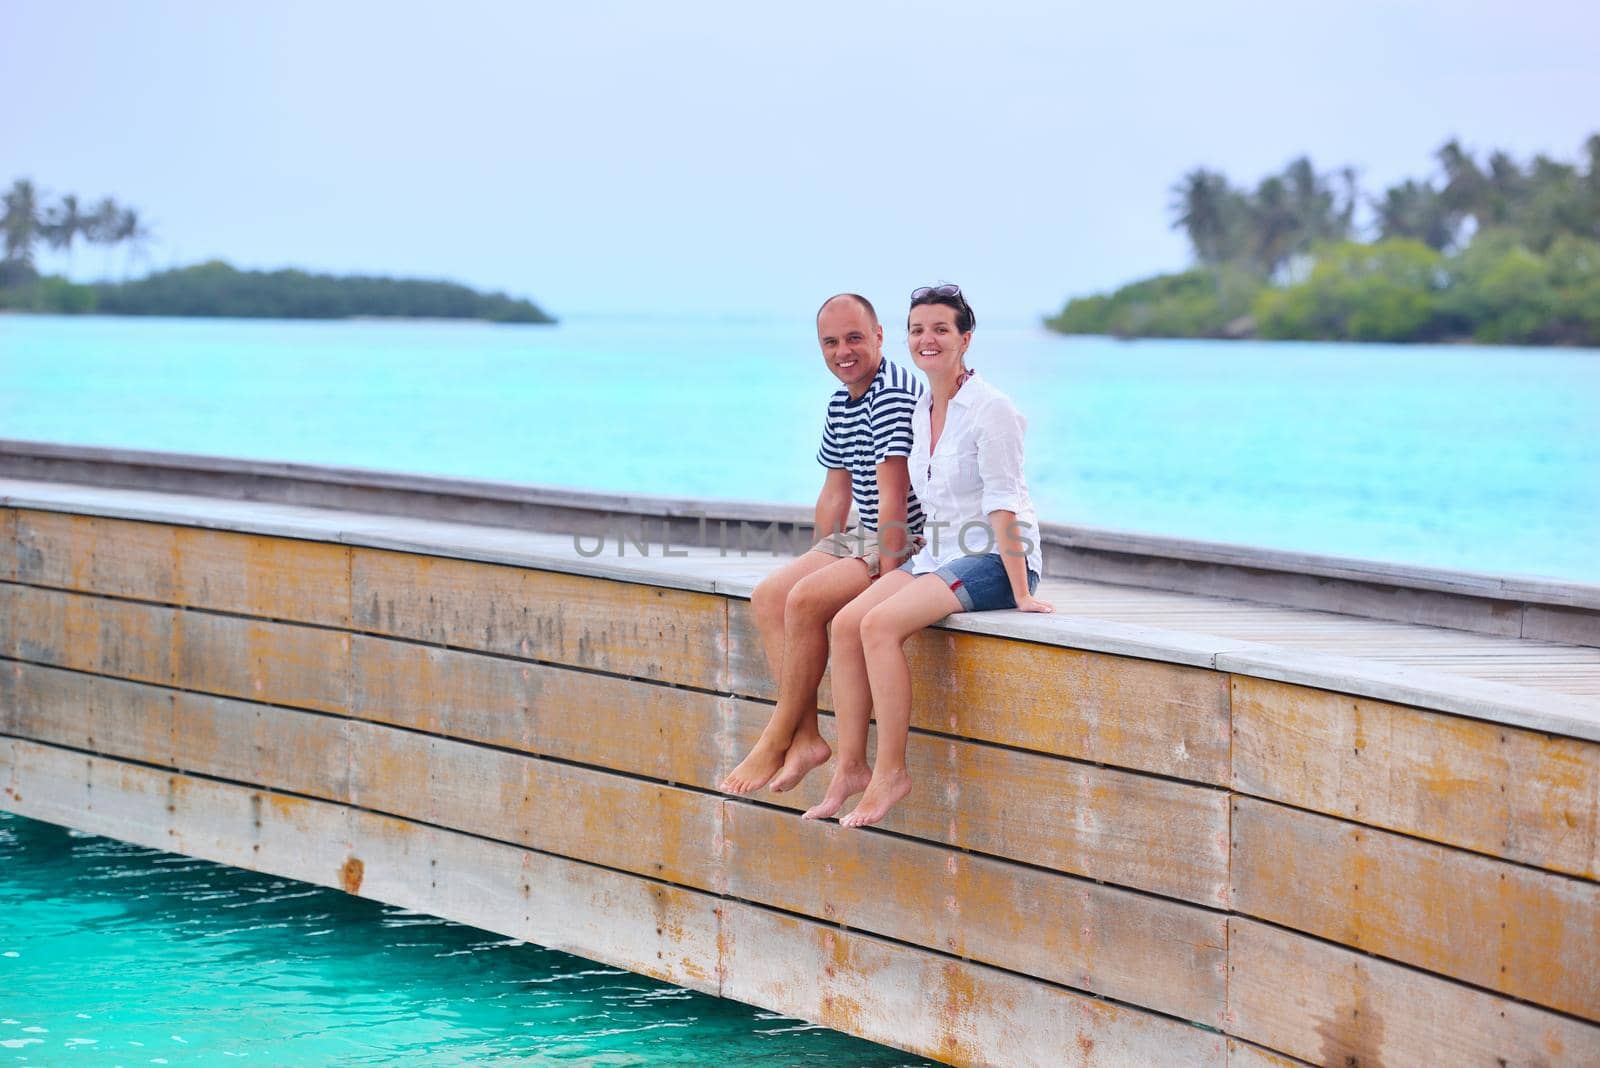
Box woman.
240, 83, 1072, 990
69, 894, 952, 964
803, 284, 1053, 828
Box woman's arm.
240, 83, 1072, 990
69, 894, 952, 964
988, 508, 1053, 613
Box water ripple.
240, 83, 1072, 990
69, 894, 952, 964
0, 812, 930, 1066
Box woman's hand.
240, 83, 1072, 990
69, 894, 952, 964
1015, 593, 1054, 614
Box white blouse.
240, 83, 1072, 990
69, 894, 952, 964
905, 371, 1043, 577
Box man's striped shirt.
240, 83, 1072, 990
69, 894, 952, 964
816, 357, 925, 533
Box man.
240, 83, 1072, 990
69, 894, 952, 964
719, 293, 924, 795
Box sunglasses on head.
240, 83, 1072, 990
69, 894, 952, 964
911, 284, 962, 301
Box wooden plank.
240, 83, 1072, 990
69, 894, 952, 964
1225, 917, 1600, 1067
1232, 676, 1600, 880
172, 526, 351, 628
720, 698, 1229, 907
1224, 1039, 1313, 1067
7, 661, 176, 765
351, 548, 728, 690
720, 900, 1226, 1067
0, 738, 720, 995
345, 720, 724, 893
9, 511, 353, 627
0, 507, 17, 582
170, 691, 351, 804
731, 601, 1231, 784
722, 803, 1227, 1026
5, 661, 351, 804
350, 634, 734, 780
0, 659, 17, 736
175, 611, 351, 714
9, 510, 180, 603
346, 809, 721, 995
1, 582, 176, 685
1231, 796, 1600, 1020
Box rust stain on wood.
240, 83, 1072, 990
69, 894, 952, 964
341, 856, 365, 893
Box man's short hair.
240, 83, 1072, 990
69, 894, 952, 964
816, 292, 879, 326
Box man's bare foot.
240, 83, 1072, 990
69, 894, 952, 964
801, 762, 872, 820
769, 734, 833, 793
839, 769, 913, 828
720, 740, 788, 795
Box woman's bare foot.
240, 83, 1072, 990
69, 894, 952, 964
839, 769, 913, 828
720, 739, 788, 795
768, 733, 833, 793
801, 762, 872, 820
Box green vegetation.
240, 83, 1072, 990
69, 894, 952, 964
1, 179, 555, 323
1047, 135, 1600, 346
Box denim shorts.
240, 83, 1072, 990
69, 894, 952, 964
900, 553, 1040, 612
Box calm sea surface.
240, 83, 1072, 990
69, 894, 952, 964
0, 812, 930, 1066
2, 313, 1596, 582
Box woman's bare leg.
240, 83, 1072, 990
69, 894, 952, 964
802, 570, 915, 820
840, 574, 961, 828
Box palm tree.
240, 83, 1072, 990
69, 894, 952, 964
107, 206, 152, 277
1169, 168, 1245, 266
2, 178, 43, 266
41, 193, 89, 272
1248, 176, 1301, 277
1436, 138, 1486, 235
1372, 180, 1455, 250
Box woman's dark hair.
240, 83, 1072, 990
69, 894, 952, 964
908, 284, 976, 334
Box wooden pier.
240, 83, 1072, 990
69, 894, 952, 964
2, 442, 1597, 1066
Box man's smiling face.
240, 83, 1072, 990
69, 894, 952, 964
816, 296, 883, 396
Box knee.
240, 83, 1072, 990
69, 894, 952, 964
750, 574, 788, 628
859, 605, 902, 652
830, 607, 864, 649
784, 575, 833, 623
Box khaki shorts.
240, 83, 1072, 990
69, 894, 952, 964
812, 527, 926, 579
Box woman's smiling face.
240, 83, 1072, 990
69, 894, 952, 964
907, 302, 970, 375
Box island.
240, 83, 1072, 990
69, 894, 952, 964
0, 181, 555, 324
1046, 135, 1600, 346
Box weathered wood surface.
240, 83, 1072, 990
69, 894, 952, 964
343, 720, 724, 893
721, 802, 1228, 1026
1232, 676, 1600, 880
1222, 1039, 1314, 1067
2, 582, 176, 684
1231, 796, 1600, 1021
8, 509, 353, 627
351, 548, 729, 690
731, 601, 1233, 784
1225, 917, 1600, 1067
719, 901, 1226, 1068
3, 623, 1231, 907
1, 582, 351, 713
352, 639, 1230, 905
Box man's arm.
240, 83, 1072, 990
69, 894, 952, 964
874, 456, 911, 564
814, 466, 853, 539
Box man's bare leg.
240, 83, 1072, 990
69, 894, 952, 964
719, 551, 839, 794
766, 559, 874, 792
802, 570, 914, 819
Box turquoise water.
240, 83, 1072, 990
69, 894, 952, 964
0, 812, 930, 1066
1, 314, 1598, 581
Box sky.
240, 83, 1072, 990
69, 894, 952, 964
4, 0, 1598, 322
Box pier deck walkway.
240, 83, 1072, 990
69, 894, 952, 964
5, 475, 1597, 739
